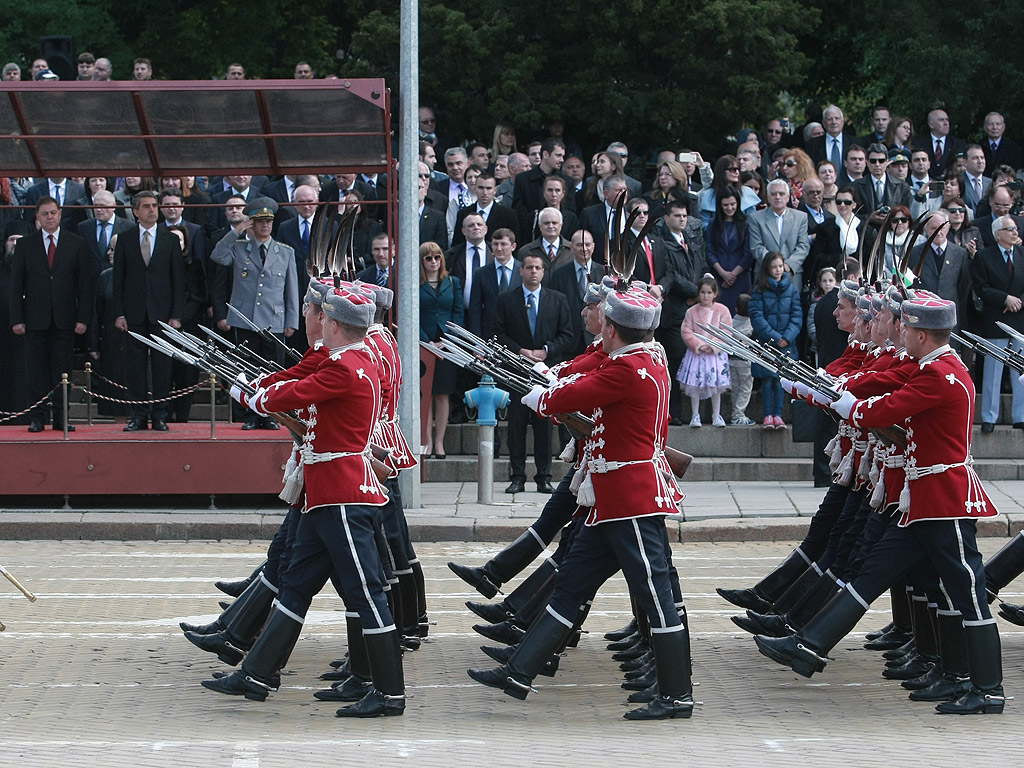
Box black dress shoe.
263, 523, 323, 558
901, 663, 945, 691
504, 480, 526, 494
123, 420, 147, 432
447, 562, 499, 599
52, 423, 75, 432
981, 422, 995, 433
313, 675, 372, 702
466, 600, 511, 624
261, 417, 280, 430
607, 631, 641, 651
335, 688, 405, 717
669, 417, 684, 427
201, 669, 278, 701
935, 686, 1007, 714
624, 693, 696, 720
28, 420, 44, 433
473, 620, 525, 646
180, 618, 224, 635
620, 650, 653, 672
908, 673, 972, 701
863, 626, 913, 651
242, 421, 259, 431
183, 630, 247, 666
151, 419, 169, 432
604, 618, 639, 642
1014, 423, 1024, 430
882, 655, 935, 680
611, 642, 649, 662
466, 665, 532, 700
715, 587, 772, 614
622, 667, 657, 691
536, 480, 555, 494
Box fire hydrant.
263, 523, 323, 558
465, 375, 510, 503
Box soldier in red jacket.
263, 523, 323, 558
467, 285, 695, 721
202, 286, 405, 718
755, 296, 1007, 716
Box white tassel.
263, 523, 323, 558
569, 464, 586, 494
869, 466, 886, 509
559, 438, 576, 463
576, 471, 596, 507
278, 453, 305, 505
828, 434, 843, 472
857, 442, 872, 481
898, 479, 910, 514
834, 449, 853, 486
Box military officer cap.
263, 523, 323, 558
244, 196, 278, 220
322, 287, 375, 329
856, 288, 874, 320
584, 282, 605, 305
901, 297, 957, 330
603, 287, 660, 331
353, 280, 394, 310
884, 284, 904, 317
305, 277, 330, 307
838, 278, 860, 303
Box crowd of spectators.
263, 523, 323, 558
3, 57, 1023, 442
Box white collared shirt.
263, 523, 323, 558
139, 224, 158, 249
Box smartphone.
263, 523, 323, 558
677, 152, 698, 164
780, 118, 790, 129
928, 181, 945, 192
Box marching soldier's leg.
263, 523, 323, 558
908, 609, 972, 701
337, 628, 405, 718
864, 580, 913, 650
216, 559, 269, 598
983, 531, 1024, 602
184, 572, 279, 665
409, 559, 430, 638
315, 613, 374, 702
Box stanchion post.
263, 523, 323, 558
209, 372, 217, 440
84, 362, 93, 426
61, 373, 69, 440
464, 376, 510, 505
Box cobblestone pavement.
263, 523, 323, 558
1, 539, 1022, 767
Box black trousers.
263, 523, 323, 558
507, 399, 552, 483
849, 518, 991, 625
125, 320, 172, 422
548, 516, 681, 632
24, 327, 74, 423
380, 477, 415, 575
263, 506, 301, 589
817, 486, 868, 573
796, 481, 851, 563
278, 504, 393, 631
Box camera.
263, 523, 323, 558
780, 118, 790, 129
1007, 180, 1023, 191
928, 180, 946, 192
677, 152, 698, 164
877, 205, 891, 214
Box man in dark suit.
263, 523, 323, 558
452, 171, 519, 248
159, 188, 207, 267
512, 138, 569, 230
517, 207, 573, 281
495, 252, 573, 494
977, 187, 1024, 249
852, 144, 912, 221
797, 176, 841, 280
981, 112, 1024, 176
9, 197, 91, 431
20, 178, 86, 222
319, 173, 374, 207
805, 105, 861, 178
262, 176, 298, 206
468, 227, 521, 340
355, 233, 393, 286
971, 217, 1024, 431
77, 190, 133, 282
112, 191, 185, 432
431, 147, 472, 245
961, 144, 992, 216
417, 162, 449, 248
208, 176, 262, 234
923, 109, 966, 179
275, 183, 322, 354
444, 212, 492, 314
549, 229, 602, 358
580, 175, 629, 265
909, 211, 970, 332
858, 105, 890, 147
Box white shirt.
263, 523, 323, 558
139, 224, 158, 249
463, 241, 486, 307
42, 228, 60, 249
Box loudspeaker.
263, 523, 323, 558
40, 36, 75, 82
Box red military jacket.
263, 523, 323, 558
537, 341, 683, 525
847, 346, 996, 526
366, 324, 416, 472
253, 342, 388, 511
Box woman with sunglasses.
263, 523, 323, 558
833, 186, 867, 260
876, 204, 912, 275
943, 197, 982, 257
698, 155, 762, 231
419, 242, 463, 459
780, 148, 815, 207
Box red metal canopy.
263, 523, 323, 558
0, 79, 390, 178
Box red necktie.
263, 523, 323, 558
643, 238, 654, 281
47, 235, 56, 269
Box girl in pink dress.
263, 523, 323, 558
678, 274, 733, 427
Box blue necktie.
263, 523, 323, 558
301, 219, 310, 255
526, 292, 538, 336
499, 265, 509, 292
98, 222, 109, 254
53, 186, 61, 206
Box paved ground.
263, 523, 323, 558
1, 538, 1022, 766
4, 479, 1024, 542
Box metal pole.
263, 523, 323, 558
209, 372, 217, 439
478, 423, 494, 504
84, 362, 93, 426
397, 0, 421, 510
61, 373, 69, 440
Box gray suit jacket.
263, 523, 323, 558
210, 231, 299, 333
910, 241, 971, 330
747, 207, 810, 285
962, 173, 992, 215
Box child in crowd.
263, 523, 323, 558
805, 266, 837, 363
728, 293, 755, 425
749, 251, 802, 429
679, 274, 732, 427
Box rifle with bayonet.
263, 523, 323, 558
227, 303, 303, 363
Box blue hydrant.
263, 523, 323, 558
464, 376, 510, 503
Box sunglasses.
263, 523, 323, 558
946, 207, 965, 214
892, 216, 909, 223
725, 167, 740, 172
423, 254, 441, 262
784, 160, 798, 167
835, 199, 855, 206
868, 158, 887, 164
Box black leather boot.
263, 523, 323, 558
215, 559, 267, 597
908, 611, 971, 701
716, 547, 812, 613
604, 617, 638, 642
935, 621, 1006, 714
201, 608, 302, 701
733, 610, 792, 637
503, 558, 557, 616
771, 562, 828, 616
481, 644, 560, 676
397, 572, 421, 637
467, 600, 513, 624
467, 611, 573, 699
179, 618, 223, 634
756, 587, 867, 677
410, 560, 430, 638
607, 631, 641, 652
624, 629, 696, 720
998, 602, 1024, 626
864, 581, 912, 650
322, 617, 367, 682
784, 570, 843, 631
336, 629, 405, 717
983, 532, 1024, 602
184, 577, 277, 664
448, 562, 500, 600
864, 621, 894, 641
314, 675, 372, 702
473, 619, 526, 646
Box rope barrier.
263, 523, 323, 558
75, 381, 207, 406
0, 386, 61, 423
